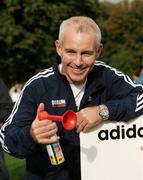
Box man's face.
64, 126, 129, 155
56, 28, 102, 85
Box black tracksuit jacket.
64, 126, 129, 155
0, 59, 143, 180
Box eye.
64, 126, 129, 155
67, 50, 75, 54
82, 51, 94, 57
66, 49, 76, 55
83, 52, 90, 55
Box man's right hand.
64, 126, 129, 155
30, 103, 59, 145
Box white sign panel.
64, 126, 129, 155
80, 115, 143, 180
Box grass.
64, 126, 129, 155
5, 153, 25, 180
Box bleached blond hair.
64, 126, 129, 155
58, 16, 102, 46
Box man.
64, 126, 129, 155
0, 79, 13, 180
0, 16, 143, 180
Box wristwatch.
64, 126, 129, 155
99, 104, 109, 121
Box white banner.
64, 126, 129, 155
80, 115, 143, 180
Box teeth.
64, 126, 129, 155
73, 68, 82, 72
70, 66, 86, 73
71, 67, 82, 70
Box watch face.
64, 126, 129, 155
102, 109, 108, 116
99, 105, 109, 121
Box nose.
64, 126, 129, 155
74, 54, 83, 67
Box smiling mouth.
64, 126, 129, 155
69, 65, 87, 71
70, 67, 86, 74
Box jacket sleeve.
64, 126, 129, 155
0, 80, 42, 158
104, 67, 143, 121
0, 79, 13, 123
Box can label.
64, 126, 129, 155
46, 141, 65, 165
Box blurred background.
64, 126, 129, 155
0, 0, 143, 179
0, 0, 143, 89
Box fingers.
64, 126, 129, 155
31, 120, 59, 144
38, 124, 60, 144
76, 118, 88, 133
76, 112, 88, 133
42, 136, 60, 145
76, 107, 102, 133
34, 122, 57, 139
30, 103, 60, 145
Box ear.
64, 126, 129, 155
55, 40, 62, 56
96, 43, 103, 58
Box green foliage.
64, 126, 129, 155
0, 0, 143, 86
0, 0, 50, 86
0, 0, 100, 86
101, 0, 143, 77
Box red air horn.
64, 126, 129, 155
38, 110, 77, 131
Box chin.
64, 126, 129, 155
71, 78, 86, 85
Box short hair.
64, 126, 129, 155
58, 16, 102, 46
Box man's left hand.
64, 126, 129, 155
76, 106, 102, 133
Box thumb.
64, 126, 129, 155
37, 103, 45, 117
